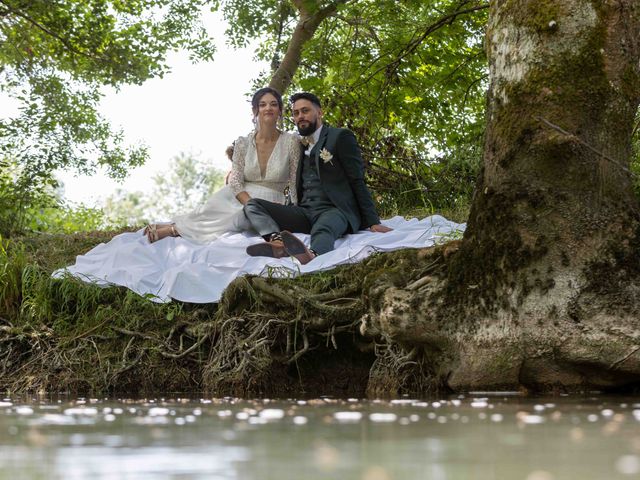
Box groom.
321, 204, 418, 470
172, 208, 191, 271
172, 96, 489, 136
243, 91, 391, 264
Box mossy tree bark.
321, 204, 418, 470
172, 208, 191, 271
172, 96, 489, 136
362, 0, 640, 393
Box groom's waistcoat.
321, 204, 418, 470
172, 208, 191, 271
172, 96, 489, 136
299, 153, 333, 211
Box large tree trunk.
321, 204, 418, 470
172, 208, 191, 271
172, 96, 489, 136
362, 0, 640, 393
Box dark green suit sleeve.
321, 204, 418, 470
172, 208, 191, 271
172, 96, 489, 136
335, 129, 381, 229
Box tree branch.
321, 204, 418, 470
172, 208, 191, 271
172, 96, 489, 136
610, 346, 640, 370
537, 116, 635, 176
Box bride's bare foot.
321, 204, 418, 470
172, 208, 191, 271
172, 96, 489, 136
144, 224, 179, 243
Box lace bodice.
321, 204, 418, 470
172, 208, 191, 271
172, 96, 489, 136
228, 131, 300, 204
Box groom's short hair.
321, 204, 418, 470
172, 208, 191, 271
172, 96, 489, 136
289, 92, 321, 108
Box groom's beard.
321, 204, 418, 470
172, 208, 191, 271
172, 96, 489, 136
297, 119, 318, 137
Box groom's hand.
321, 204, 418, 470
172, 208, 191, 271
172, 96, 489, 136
369, 224, 392, 233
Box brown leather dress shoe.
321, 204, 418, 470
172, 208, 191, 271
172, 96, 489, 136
281, 231, 316, 265
246, 239, 286, 258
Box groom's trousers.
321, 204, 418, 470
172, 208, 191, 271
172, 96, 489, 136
243, 199, 349, 255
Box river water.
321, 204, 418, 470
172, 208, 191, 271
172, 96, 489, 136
0, 393, 639, 479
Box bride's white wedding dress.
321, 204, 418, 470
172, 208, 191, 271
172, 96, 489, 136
174, 130, 300, 244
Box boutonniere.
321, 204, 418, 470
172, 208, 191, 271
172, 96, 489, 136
319, 148, 333, 165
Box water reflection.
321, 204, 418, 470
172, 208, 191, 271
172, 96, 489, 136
0, 395, 639, 479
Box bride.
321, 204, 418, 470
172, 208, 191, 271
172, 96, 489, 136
144, 87, 301, 244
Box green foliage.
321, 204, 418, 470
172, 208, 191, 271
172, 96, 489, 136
0, 230, 152, 327
1, 0, 215, 174
103, 189, 149, 227
0, 157, 110, 235
104, 151, 227, 225
146, 151, 227, 220
369, 135, 481, 219
0, 157, 59, 236
308, 1, 487, 144
0, 236, 25, 315
0, 0, 214, 86
216, 0, 488, 215
291, 0, 488, 209
0, 0, 216, 234
26, 203, 106, 234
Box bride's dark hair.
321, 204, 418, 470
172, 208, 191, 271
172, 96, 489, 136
251, 87, 283, 115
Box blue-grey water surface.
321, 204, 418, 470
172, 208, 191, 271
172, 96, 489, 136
1, 394, 639, 479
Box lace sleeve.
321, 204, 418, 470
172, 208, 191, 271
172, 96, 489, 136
228, 135, 248, 197
286, 133, 301, 204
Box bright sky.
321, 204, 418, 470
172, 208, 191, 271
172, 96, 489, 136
58, 11, 269, 206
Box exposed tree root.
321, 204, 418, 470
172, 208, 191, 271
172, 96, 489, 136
367, 343, 438, 397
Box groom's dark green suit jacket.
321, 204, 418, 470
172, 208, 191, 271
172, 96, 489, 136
296, 125, 380, 233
